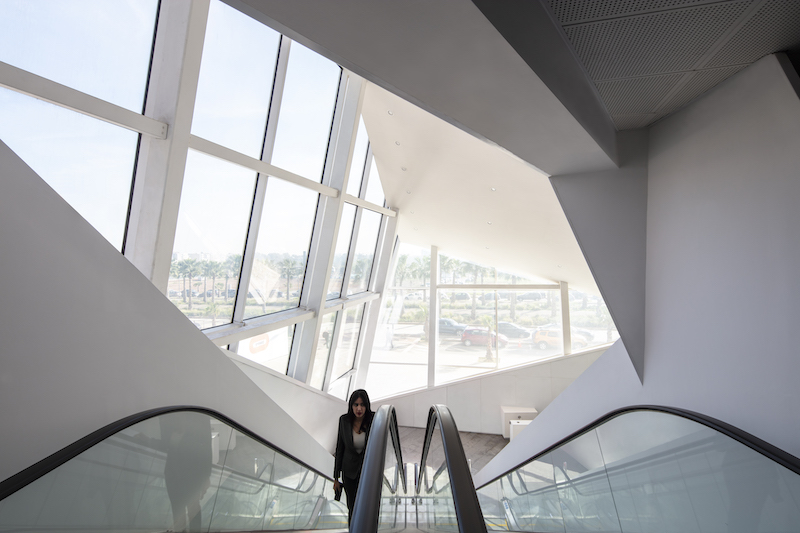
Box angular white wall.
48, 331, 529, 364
476, 53, 800, 486
372, 347, 605, 435
0, 142, 333, 482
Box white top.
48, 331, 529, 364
353, 430, 366, 453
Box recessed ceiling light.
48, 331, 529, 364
485, 246, 490, 249
387, 110, 393, 115
414, 227, 418, 231
395, 141, 401, 146
410, 211, 415, 214
491, 187, 496, 191
406, 190, 411, 194
487, 221, 492, 225
401, 167, 407, 171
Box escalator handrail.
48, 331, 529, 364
350, 404, 405, 533
477, 404, 800, 490
418, 404, 487, 533
0, 405, 333, 502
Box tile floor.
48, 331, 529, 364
396, 426, 508, 476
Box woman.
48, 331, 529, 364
333, 389, 374, 523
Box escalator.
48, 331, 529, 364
0, 403, 486, 533
3, 404, 800, 532
475, 406, 800, 532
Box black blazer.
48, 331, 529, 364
334, 413, 371, 481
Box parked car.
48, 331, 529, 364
461, 327, 509, 348
451, 292, 470, 300
497, 321, 530, 339
518, 291, 545, 301
534, 328, 588, 349
439, 318, 467, 336
479, 292, 509, 302
404, 292, 423, 301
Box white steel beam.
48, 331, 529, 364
189, 134, 339, 198
0, 61, 167, 139
342, 193, 395, 217
561, 280, 572, 355
428, 245, 439, 387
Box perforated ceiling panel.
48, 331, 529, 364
566, 3, 750, 80
547, 0, 729, 25
539, 0, 800, 129
661, 65, 748, 110
597, 72, 684, 114
707, 0, 800, 67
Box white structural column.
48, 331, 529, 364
428, 245, 439, 387
125, 0, 210, 292
289, 73, 365, 384
560, 280, 571, 355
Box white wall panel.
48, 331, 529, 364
0, 142, 333, 482
446, 380, 482, 433
476, 53, 800, 487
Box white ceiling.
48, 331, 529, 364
362, 84, 598, 292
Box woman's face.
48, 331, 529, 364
352, 397, 366, 419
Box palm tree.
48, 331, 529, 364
176, 259, 201, 310
393, 254, 409, 287
223, 254, 242, 302
205, 302, 221, 327
410, 255, 431, 299
277, 258, 298, 299
169, 260, 182, 301
202, 261, 224, 304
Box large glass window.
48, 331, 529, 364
328, 305, 365, 400
367, 243, 430, 398
236, 325, 295, 374
364, 157, 385, 206
327, 203, 357, 299
0, 0, 158, 112
569, 289, 619, 350
244, 179, 319, 319
270, 42, 341, 181
347, 209, 382, 296
170, 150, 256, 328
345, 118, 368, 197
310, 312, 337, 390
0, 89, 138, 249
191, 0, 280, 158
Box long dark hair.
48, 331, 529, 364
346, 389, 374, 430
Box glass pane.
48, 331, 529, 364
0, 0, 158, 112
330, 305, 365, 383
418, 419, 457, 532
328, 375, 350, 402
327, 203, 357, 300
347, 209, 382, 295
569, 290, 619, 350
438, 254, 494, 285
345, 118, 368, 197
364, 157, 385, 206
377, 427, 402, 531
244, 179, 319, 319
367, 288, 428, 399
170, 150, 255, 328
310, 312, 337, 390
0, 89, 137, 249
551, 431, 621, 532
191, 0, 280, 158
0, 410, 342, 532
270, 42, 340, 182
236, 325, 295, 375
437, 289, 498, 385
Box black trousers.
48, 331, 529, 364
343, 475, 360, 524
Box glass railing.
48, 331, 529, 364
418, 405, 487, 533
477, 407, 800, 532
350, 404, 406, 533
0, 408, 347, 532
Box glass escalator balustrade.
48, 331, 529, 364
477, 409, 800, 533
0, 410, 348, 532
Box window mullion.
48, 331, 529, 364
354, 213, 398, 390
323, 310, 346, 391
290, 72, 364, 384
340, 206, 363, 298
230, 35, 291, 331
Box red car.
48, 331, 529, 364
461, 327, 509, 348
